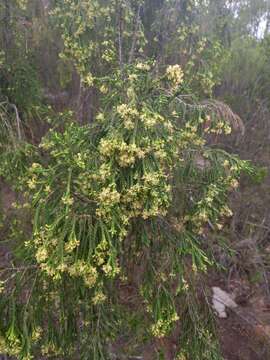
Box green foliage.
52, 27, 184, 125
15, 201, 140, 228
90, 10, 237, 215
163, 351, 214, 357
4, 60, 42, 115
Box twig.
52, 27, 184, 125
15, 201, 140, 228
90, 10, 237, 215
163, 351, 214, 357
118, 1, 124, 74
245, 221, 270, 231
0, 265, 38, 273
128, 4, 142, 64
10, 103, 22, 140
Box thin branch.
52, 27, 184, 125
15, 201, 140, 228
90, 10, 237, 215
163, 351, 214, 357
0, 265, 38, 273
10, 103, 22, 140
128, 4, 142, 64
245, 221, 270, 231
118, 1, 124, 74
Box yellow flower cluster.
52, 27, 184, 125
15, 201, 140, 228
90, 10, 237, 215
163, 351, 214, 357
41, 342, 63, 357
61, 195, 74, 206
121, 170, 170, 220
0, 329, 22, 357
136, 62, 151, 71
92, 239, 120, 277
151, 312, 179, 338
74, 152, 87, 169
96, 112, 105, 122
68, 260, 98, 288
166, 64, 184, 89
52, 0, 143, 83
229, 178, 239, 189
31, 327, 42, 343
177, 352, 187, 360
36, 246, 48, 263
89, 163, 112, 183
99, 138, 145, 167
102, 262, 120, 278
98, 186, 120, 206
0, 280, 5, 294
92, 290, 107, 305
187, 174, 238, 236
116, 103, 172, 132
27, 163, 42, 189
204, 119, 232, 135
17, 0, 28, 10
33, 223, 99, 286
179, 127, 206, 148
0, 50, 5, 68
64, 234, 80, 253
117, 104, 139, 130
220, 205, 233, 217
82, 73, 94, 87
93, 239, 109, 266
140, 109, 166, 129
100, 84, 108, 94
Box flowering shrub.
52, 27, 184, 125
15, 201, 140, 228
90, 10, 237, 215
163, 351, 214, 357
0, 61, 253, 359
0, 1, 254, 359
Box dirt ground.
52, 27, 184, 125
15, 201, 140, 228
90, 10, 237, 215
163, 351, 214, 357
212, 270, 270, 360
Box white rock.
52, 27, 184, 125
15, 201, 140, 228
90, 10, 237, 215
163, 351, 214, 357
212, 286, 237, 318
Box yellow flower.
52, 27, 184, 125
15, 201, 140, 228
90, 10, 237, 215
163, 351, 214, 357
31, 162, 41, 170
0, 281, 5, 294
100, 85, 108, 94
224, 124, 232, 135
32, 327, 42, 342
36, 247, 48, 263
230, 178, 239, 189
27, 176, 37, 189
216, 223, 223, 230
45, 185, 51, 193
116, 103, 139, 129
221, 206, 233, 217
83, 73, 94, 87
98, 186, 120, 205
171, 312, 180, 322
92, 291, 107, 305
96, 112, 105, 122
68, 261, 98, 288
177, 353, 187, 360
64, 236, 80, 253
128, 73, 138, 81
61, 195, 74, 206
166, 64, 184, 88
136, 62, 151, 71
182, 278, 189, 291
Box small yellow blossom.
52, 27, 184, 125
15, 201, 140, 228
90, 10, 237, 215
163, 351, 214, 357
83, 73, 94, 87
36, 247, 48, 263
99, 85, 108, 94
96, 112, 105, 122
0, 281, 5, 293
64, 236, 80, 253
61, 195, 74, 206
92, 291, 107, 305
136, 62, 151, 71
230, 178, 239, 189
32, 327, 42, 342
166, 64, 184, 88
